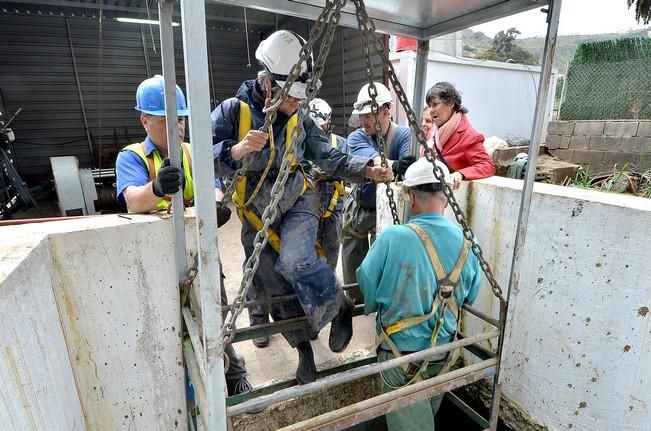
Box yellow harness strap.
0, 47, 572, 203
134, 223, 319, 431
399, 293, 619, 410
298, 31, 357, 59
378, 223, 471, 382
322, 134, 345, 219
233, 101, 310, 255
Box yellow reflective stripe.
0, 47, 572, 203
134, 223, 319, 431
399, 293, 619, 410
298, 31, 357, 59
330, 133, 337, 149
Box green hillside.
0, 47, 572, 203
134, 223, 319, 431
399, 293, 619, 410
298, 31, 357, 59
462, 28, 651, 74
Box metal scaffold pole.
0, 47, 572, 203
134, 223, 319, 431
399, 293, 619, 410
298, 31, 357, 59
158, 0, 187, 284
179, 0, 228, 429
409, 38, 429, 156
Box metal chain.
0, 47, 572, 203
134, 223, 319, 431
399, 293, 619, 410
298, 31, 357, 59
351, 0, 505, 304
353, 4, 400, 225
221, 0, 347, 348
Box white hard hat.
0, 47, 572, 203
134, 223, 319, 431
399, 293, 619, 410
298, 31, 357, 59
403, 157, 451, 188
309, 98, 332, 126
255, 30, 315, 99
352, 82, 392, 115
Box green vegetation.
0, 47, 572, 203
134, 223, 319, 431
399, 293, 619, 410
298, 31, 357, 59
567, 164, 651, 198
462, 27, 651, 74
476, 28, 539, 65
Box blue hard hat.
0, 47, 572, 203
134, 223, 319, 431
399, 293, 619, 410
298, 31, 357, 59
135, 74, 189, 116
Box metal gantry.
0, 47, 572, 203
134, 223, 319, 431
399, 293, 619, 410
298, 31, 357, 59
155, 0, 563, 430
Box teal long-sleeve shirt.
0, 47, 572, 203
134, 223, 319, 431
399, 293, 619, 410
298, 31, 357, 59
357, 212, 482, 352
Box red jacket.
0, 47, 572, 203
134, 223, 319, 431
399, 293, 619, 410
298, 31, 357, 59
440, 114, 495, 180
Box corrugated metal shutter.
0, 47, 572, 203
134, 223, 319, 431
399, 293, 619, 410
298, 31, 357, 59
320, 27, 386, 137
0, 11, 384, 182
0, 14, 258, 181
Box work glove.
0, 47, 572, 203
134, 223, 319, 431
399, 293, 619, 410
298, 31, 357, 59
216, 201, 232, 227
152, 158, 181, 197
392, 155, 417, 176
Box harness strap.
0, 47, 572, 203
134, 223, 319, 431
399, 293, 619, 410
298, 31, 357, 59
377, 223, 471, 383
233, 101, 316, 255
385, 122, 398, 157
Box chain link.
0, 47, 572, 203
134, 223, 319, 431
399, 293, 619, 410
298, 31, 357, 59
220, 0, 347, 348
351, 0, 505, 304
353, 1, 400, 225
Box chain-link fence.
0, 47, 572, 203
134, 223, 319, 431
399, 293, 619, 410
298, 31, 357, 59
559, 38, 651, 121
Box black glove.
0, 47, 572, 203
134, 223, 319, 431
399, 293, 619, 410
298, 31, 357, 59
216, 201, 232, 227
392, 155, 417, 176
152, 158, 181, 197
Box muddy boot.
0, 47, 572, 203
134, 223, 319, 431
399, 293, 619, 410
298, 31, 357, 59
295, 341, 317, 385
328, 297, 354, 353
250, 315, 270, 348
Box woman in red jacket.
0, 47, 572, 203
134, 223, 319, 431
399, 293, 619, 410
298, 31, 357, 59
420, 81, 495, 189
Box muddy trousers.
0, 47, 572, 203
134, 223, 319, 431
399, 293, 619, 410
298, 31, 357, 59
241, 192, 346, 347
341, 202, 376, 303
377, 350, 446, 431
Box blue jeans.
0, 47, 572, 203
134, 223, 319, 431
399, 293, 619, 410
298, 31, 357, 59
241, 189, 345, 347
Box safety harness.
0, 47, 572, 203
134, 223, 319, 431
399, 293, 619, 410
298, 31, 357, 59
320, 133, 345, 219
123, 141, 194, 211
233, 101, 309, 253
378, 223, 471, 387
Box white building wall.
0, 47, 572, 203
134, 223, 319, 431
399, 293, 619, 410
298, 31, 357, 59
390, 50, 557, 143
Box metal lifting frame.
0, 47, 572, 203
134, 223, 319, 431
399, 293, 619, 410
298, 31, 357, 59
156, 0, 562, 429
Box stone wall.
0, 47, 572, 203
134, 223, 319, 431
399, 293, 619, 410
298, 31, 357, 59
546, 120, 651, 173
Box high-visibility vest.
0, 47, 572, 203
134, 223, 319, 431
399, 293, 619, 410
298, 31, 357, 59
123, 141, 194, 211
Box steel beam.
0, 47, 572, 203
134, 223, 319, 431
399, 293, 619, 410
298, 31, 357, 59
410, 38, 429, 156
179, 0, 228, 429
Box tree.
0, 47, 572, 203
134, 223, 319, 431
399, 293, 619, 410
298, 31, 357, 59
628, 0, 651, 24
477, 28, 539, 65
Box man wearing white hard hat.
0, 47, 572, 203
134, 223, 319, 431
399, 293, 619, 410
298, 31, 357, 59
211, 30, 393, 385
356, 157, 481, 430
342, 82, 416, 302
308, 98, 348, 270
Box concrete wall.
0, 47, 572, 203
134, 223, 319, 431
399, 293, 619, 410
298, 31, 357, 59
390, 50, 557, 142
453, 177, 651, 431
0, 239, 85, 430
546, 120, 651, 173
0, 215, 186, 430
379, 176, 651, 430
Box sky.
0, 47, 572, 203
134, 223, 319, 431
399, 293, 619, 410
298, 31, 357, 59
471, 0, 650, 38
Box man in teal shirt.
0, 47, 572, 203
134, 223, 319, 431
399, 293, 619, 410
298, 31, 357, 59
357, 157, 481, 430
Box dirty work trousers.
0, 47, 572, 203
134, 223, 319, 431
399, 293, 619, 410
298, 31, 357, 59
316, 180, 344, 270
221, 281, 247, 380
241, 189, 346, 347
341, 192, 376, 303
377, 350, 446, 431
